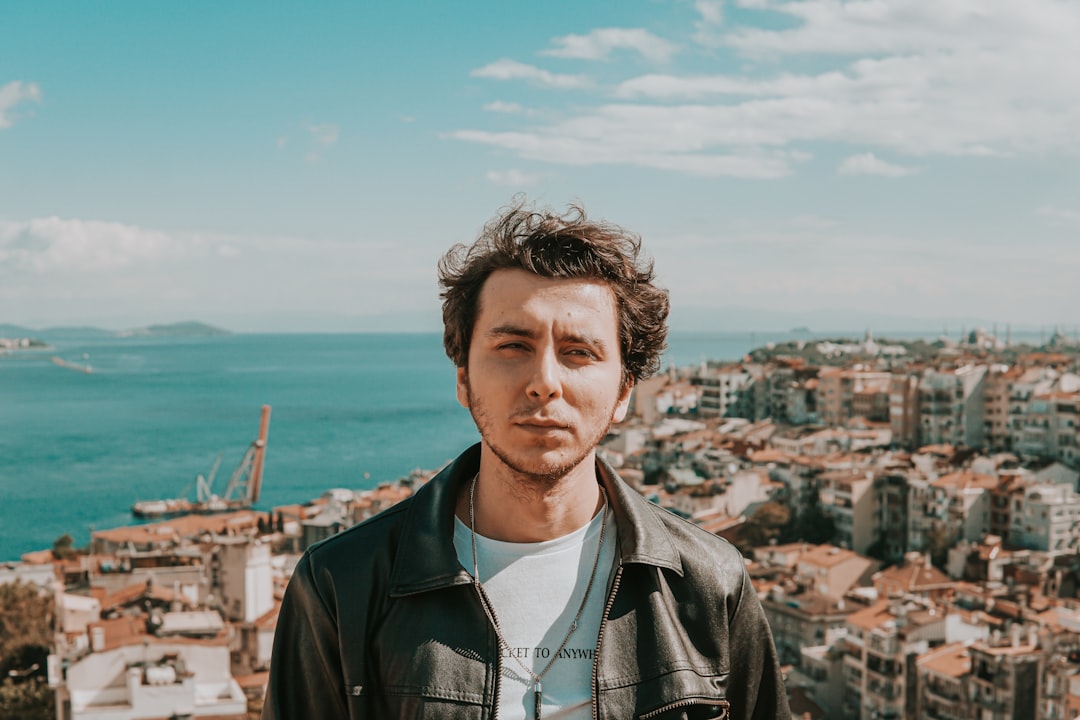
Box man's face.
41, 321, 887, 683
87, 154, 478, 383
457, 268, 632, 484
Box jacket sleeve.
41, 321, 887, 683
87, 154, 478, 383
262, 552, 355, 720
724, 565, 791, 720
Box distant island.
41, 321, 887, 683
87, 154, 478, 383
118, 321, 232, 338
0, 321, 232, 342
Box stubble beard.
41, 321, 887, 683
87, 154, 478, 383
464, 380, 617, 489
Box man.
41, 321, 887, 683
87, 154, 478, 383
264, 200, 790, 719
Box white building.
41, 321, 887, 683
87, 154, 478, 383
695, 364, 751, 417
919, 365, 988, 448
1009, 483, 1080, 554
63, 633, 246, 720
819, 470, 877, 555
212, 536, 273, 624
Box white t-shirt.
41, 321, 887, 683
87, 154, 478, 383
453, 503, 616, 720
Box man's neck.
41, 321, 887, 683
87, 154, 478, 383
458, 448, 604, 543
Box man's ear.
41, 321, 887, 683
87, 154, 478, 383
456, 366, 470, 409
612, 378, 633, 423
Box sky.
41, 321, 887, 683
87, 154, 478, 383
2, 0, 1078, 333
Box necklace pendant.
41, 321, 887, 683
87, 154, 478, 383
534, 680, 542, 720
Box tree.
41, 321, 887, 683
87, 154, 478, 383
922, 524, 954, 569
0, 678, 55, 720
791, 491, 836, 545
52, 533, 78, 560
0, 581, 53, 665
735, 502, 792, 554
0, 581, 55, 720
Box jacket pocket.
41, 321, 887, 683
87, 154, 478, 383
597, 666, 730, 720
639, 698, 729, 720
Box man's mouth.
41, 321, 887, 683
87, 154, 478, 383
515, 418, 570, 430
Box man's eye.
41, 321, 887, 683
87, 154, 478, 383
567, 348, 597, 359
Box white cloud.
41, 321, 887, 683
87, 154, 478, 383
485, 169, 544, 187
838, 152, 917, 177
542, 28, 678, 63
0, 81, 42, 129
0, 217, 178, 273
307, 123, 340, 146
659, 222, 1080, 324
455, 122, 793, 178
455, 1, 1080, 178
471, 59, 592, 89
693, 1, 725, 47
0, 216, 432, 330
1037, 205, 1080, 225
483, 101, 529, 114
276, 135, 288, 149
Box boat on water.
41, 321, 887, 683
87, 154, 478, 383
131, 405, 271, 519
51, 356, 93, 374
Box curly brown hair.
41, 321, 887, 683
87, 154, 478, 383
438, 198, 669, 383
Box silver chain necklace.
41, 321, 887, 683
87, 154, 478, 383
468, 474, 609, 720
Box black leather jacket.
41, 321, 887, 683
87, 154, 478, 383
263, 445, 790, 719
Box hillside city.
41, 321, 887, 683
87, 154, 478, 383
5, 328, 1080, 719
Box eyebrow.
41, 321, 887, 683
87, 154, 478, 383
486, 324, 536, 339
485, 325, 609, 351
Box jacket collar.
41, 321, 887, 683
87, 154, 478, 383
388, 443, 683, 598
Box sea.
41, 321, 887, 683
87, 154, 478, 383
0, 329, 945, 561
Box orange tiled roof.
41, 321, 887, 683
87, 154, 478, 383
787, 686, 825, 719
932, 470, 997, 491
100, 581, 190, 612
234, 671, 269, 690
847, 600, 894, 631
748, 448, 792, 464
799, 544, 861, 569
918, 642, 971, 678
19, 549, 56, 564
255, 599, 282, 630
93, 511, 260, 546
875, 560, 952, 591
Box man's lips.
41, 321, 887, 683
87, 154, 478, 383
515, 418, 570, 430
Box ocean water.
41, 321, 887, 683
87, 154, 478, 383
0, 329, 879, 560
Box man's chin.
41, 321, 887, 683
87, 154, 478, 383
487, 444, 589, 484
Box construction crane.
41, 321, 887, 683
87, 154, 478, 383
131, 405, 271, 518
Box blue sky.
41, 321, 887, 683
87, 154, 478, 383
2, 0, 1078, 333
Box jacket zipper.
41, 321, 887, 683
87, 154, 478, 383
473, 580, 502, 719
591, 564, 624, 720
638, 698, 730, 720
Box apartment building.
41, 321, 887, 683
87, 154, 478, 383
819, 469, 878, 554
1007, 367, 1059, 455
873, 552, 953, 603
817, 368, 892, 428
915, 642, 971, 720
984, 365, 1016, 450
930, 470, 996, 544
919, 365, 988, 449
842, 598, 945, 720
889, 372, 921, 448
212, 536, 273, 624
59, 614, 247, 720
694, 363, 752, 417
762, 589, 853, 668
876, 474, 910, 563
967, 630, 1041, 719
795, 544, 879, 600
1045, 390, 1080, 465
1009, 483, 1080, 555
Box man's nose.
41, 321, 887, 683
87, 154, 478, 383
526, 348, 562, 399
